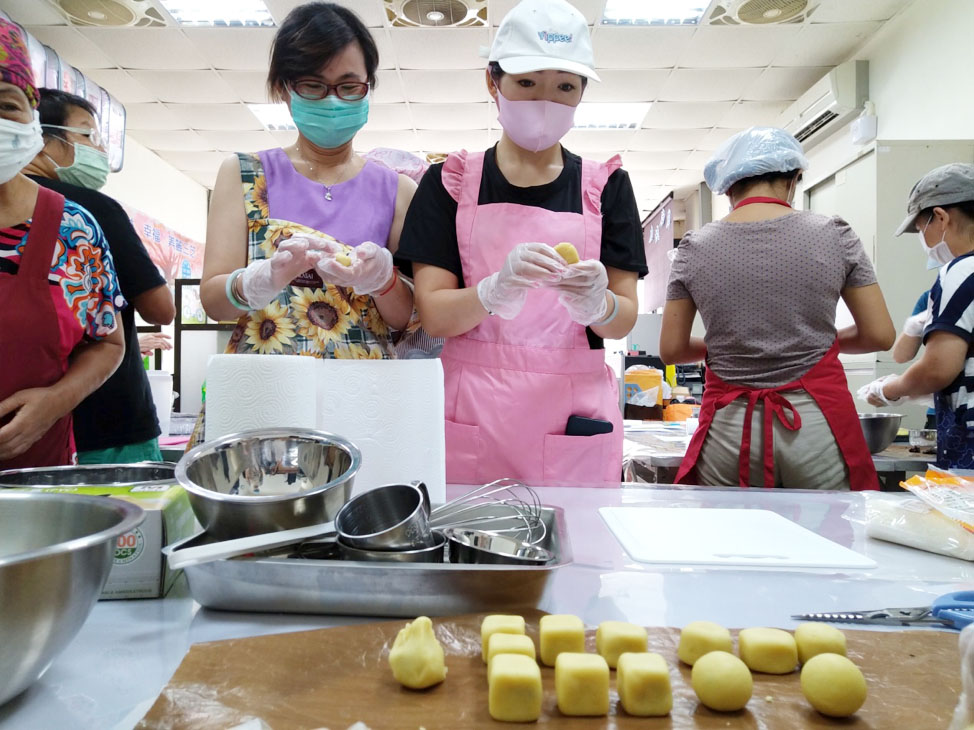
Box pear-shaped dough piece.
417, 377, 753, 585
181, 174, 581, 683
554, 242, 580, 264
388, 616, 447, 689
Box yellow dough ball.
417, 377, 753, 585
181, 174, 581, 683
388, 616, 447, 689
794, 622, 847, 664
678, 621, 733, 666
800, 653, 867, 718
335, 253, 352, 267
554, 242, 580, 264
691, 651, 753, 712
738, 627, 798, 674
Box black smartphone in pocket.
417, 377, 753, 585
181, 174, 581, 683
565, 415, 614, 437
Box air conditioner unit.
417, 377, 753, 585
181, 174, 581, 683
707, 0, 820, 25
44, 0, 168, 28
384, 0, 487, 28
775, 60, 868, 149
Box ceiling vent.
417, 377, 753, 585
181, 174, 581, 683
384, 0, 487, 28
776, 60, 868, 149
45, 0, 168, 27
707, 0, 819, 25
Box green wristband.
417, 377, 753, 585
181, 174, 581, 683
593, 289, 619, 327
225, 268, 250, 311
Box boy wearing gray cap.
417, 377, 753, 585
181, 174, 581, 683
862, 163, 974, 468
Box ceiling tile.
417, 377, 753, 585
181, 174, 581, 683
374, 31, 396, 69
23, 26, 115, 69
157, 150, 228, 173
490, 0, 603, 25
627, 170, 679, 187
410, 103, 488, 130
0, 1, 68, 25
683, 150, 713, 168
198, 130, 278, 152
83, 69, 156, 104
719, 100, 790, 127
219, 71, 271, 104
390, 27, 488, 70
697, 127, 747, 151
128, 130, 213, 151
364, 103, 414, 131
414, 130, 489, 152
677, 26, 800, 69
76, 28, 209, 70
658, 69, 763, 102
622, 151, 693, 171
593, 27, 696, 69
163, 103, 263, 131
584, 70, 669, 103
666, 169, 706, 187
561, 129, 636, 154
630, 128, 711, 151
812, 0, 912, 23
127, 70, 239, 103
373, 70, 406, 103
743, 66, 829, 101
181, 28, 276, 71
354, 130, 419, 152
773, 22, 882, 67
185, 169, 219, 189
124, 102, 188, 131
641, 102, 733, 129
271, 130, 298, 147
400, 70, 488, 103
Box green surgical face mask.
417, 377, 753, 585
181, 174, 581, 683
52, 142, 110, 190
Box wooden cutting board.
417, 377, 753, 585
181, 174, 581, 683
138, 611, 960, 729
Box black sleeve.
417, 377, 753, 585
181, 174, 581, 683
395, 163, 464, 282
600, 168, 648, 277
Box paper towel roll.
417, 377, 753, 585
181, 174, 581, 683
316, 359, 446, 504
205, 354, 318, 442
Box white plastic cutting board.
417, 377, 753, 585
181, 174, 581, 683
599, 507, 876, 569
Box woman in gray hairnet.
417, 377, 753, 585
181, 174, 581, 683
862, 163, 974, 469
660, 126, 895, 490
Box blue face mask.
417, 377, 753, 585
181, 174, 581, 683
290, 92, 370, 149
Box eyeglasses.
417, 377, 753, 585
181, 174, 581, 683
290, 79, 370, 102
43, 124, 104, 148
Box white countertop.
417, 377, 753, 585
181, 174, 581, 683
1, 485, 969, 729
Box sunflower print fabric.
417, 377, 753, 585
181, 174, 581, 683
226, 153, 396, 359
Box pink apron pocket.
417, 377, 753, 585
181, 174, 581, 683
542, 432, 613, 487
445, 420, 481, 485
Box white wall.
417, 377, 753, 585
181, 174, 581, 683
101, 136, 208, 241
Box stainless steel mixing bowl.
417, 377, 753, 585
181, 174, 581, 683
0, 491, 144, 706
0, 462, 175, 488
444, 527, 554, 566
175, 427, 361, 539
859, 413, 903, 454
337, 531, 447, 563
335, 482, 433, 550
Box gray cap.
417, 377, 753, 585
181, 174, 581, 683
895, 162, 974, 236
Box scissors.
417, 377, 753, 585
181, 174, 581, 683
792, 591, 974, 630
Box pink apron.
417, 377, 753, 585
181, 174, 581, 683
440, 150, 623, 487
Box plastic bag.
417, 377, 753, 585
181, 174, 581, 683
900, 469, 974, 532
864, 493, 974, 561
948, 624, 974, 730
362, 147, 428, 184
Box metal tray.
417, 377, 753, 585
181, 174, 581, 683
164, 506, 570, 617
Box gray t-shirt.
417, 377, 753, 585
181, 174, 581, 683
667, 211, 876, 388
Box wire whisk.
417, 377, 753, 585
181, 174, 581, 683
429, 478, 547, 545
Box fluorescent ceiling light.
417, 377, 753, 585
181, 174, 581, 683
601, 0, 708, 25
573, 103, 651, 130
159, 0, 275, 27
249, 104, 294, 131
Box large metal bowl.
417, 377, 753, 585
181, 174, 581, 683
859, 413, 903, 454
0, 462, 175, 488
175, 427, 361, 540
0, 491, 144, 706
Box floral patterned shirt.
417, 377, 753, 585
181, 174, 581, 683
0, 200, 124, 345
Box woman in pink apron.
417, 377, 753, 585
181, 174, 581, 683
659, 127, 895, 490
397, 0, 647, 487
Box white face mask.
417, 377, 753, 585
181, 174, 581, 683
918, 217, 954, 269
0, 111, 43, 185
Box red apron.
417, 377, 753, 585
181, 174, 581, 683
0, 186, 76, 469
675, 341, 878, 490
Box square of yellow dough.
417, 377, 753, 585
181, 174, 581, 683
555, 653, 610, 716
489, 654, 542, 723
795, 622, 847, 664
738, 627, 798, 674
481, 615, 526, 662
487, 633, 536, 678
595, 621, 648, 669
678, 621, 733, 666
539, 614, 585, 666
617, 652, 672, 717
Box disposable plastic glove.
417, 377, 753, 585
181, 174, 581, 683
551, 259, 610, 326
315, 241, 394, 295
857, 375, 902, 407
903, 299, 934, 338
476, 242, 567, 319
240, 237, 322, 310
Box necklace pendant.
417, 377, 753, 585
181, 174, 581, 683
324, 190, 333, 201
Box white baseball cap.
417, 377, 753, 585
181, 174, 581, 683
486, 0, 600, 82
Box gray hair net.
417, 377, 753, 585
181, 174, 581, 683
704, 126, 809, 195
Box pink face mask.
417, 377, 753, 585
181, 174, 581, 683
495, 90, 577, 153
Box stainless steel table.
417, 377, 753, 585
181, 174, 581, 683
1, 485, 969, 730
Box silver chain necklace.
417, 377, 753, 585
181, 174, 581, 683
299, 149, 351, 202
